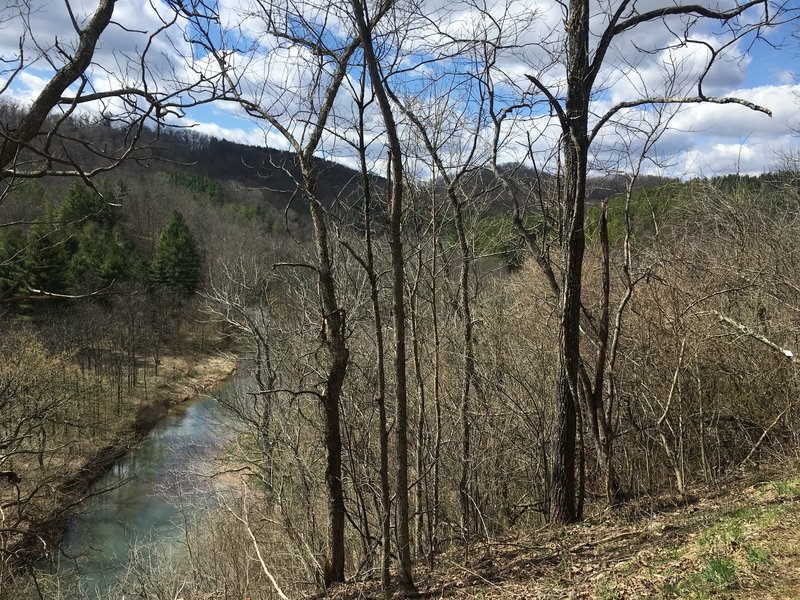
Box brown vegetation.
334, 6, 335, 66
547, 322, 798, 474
0, 315, 236, 586
1, 0, 799, 598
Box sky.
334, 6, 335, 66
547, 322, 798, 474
1, 0, 798, 179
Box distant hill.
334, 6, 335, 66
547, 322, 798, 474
437, 164, 677, 215
0, 101, 377, 221
148, 130, 373, 216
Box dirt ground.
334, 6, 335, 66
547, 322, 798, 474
328, 464, 800, 599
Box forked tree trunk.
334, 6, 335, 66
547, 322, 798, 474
585, 201, 623, 508
350, 0, 415, 591
519, 0, 775, 526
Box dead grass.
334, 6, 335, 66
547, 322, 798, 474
0, 342, 238, 578
327, 465, 800, 599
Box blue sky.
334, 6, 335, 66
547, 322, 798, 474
1, 0, 798, 178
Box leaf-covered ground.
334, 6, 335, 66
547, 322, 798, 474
329, 465, 800, 599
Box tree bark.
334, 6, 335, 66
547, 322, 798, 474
308, 193, 349, 586
549, 0, 590, 526
354, 75, 392, 592
453, 193, 475, 551
350, 0, 415, 591
0, 0, 116, 174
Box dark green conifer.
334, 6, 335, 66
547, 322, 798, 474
66, 222, 131, 291
149, 211, 200, 296
58, 182, 117, 229
23, 203, 68, 293
0, 227, 26, 297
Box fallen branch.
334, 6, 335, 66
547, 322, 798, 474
738, 404, 795, 469
570, 530, 638, 553
225, 502, 290, 600
714, 311, 795, 361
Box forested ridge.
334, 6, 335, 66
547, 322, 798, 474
2, 0, 800, 597
2, 115, 800, 598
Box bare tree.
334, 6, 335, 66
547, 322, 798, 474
1, 0, 213, 198
175, 0, 398, 585
337, 60, 393, 592
518, 0, 795, 524
348, 0, 416, 590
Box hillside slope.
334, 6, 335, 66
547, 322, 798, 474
329, 464, 800, 599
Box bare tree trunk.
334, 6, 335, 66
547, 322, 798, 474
387, 79, 479, 557
453, 195, 475, 554
549, 0, 589, 526
308, 192, 349, 586
350, 0, 415, 590
586, 200, 622, 507
283, 94, 354, 593
353, 71, 392, 592
550, 144, 586, 524
430, 200, 443, 566
410, 251, 427, 559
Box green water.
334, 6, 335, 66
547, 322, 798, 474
46, 385, 236, 597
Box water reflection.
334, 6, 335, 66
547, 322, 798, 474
45, 381, 241, 598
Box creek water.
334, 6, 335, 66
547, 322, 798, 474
46, 380, 240, 598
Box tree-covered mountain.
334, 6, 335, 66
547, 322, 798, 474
0, 100, 377, 220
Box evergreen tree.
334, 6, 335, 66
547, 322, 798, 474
149, 211, 200, 296
58, 182, 117, 229
22, 203, 68, 293
65, 222, 135, 292
0, 227, 26, 298
0, 184, 146, 304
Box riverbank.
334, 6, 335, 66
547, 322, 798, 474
3, 346, 238, 581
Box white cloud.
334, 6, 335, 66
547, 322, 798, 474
585, 83, 799, 177
5, 71, 49, 104
2, 0, 797, 181
681, 140, 781, 177
600, 35, 752, 106
187, 120, 273, 148
1, 0, 209, 123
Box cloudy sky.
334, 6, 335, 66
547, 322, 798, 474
1, 0, 798, 178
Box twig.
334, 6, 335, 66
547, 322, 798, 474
738, 404, 794, 468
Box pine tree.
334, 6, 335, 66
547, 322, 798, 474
66, 222, 133, 292
149, 211, 200, 296
0, 228, 26, 298
23, 203, 68, 293
58, 182, 117, 229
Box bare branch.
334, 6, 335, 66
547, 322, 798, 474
0, 0, 116, 172
590, 95, 771, 144
524, 73, 567, 131
714, 310, 796, 360
225, 503, 290, 600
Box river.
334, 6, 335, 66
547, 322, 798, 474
43, 378, 242, 598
